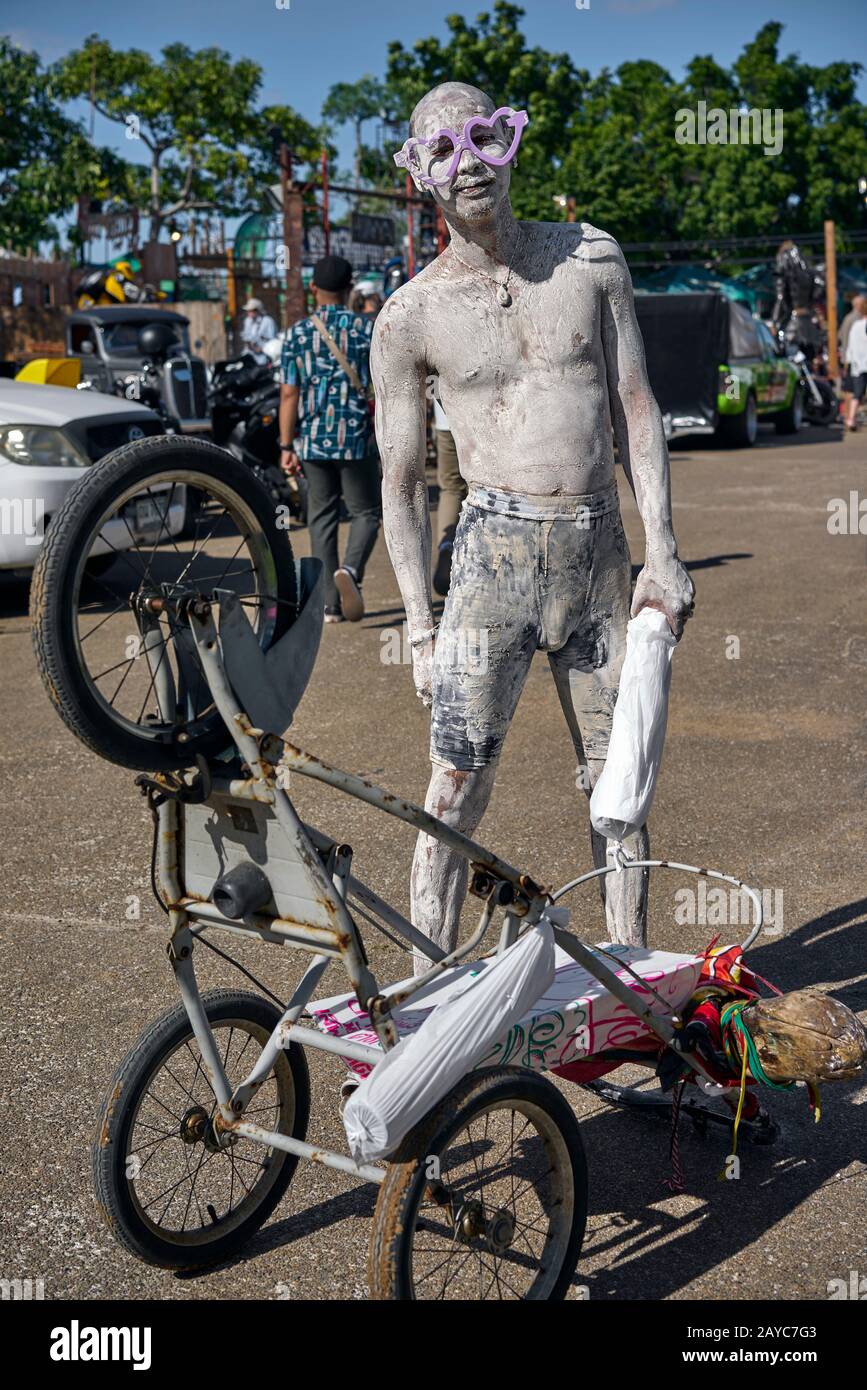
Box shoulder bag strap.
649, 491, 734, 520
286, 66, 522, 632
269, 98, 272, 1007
310, 313, 368, 399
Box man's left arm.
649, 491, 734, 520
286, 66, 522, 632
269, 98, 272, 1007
278, 331, 302, 476
599, 244, 695, 637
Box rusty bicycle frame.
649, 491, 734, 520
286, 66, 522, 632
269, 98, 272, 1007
142, 583, 766, 1190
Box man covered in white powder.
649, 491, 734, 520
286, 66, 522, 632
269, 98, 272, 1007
371, 83, 694, 968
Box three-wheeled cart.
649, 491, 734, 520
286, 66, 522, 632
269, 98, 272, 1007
30, 437, 770, 1300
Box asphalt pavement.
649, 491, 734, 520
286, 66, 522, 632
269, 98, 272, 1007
0, 420, 865, 1301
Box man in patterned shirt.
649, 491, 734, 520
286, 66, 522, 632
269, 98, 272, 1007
279, 255, 382, 622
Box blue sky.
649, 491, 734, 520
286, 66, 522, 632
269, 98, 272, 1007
5, 0, 866, 250
6, 0, 866, 173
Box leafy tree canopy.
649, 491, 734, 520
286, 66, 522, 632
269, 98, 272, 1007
51, 36, 323, 238
0, 37, 126, 252
381, 6, 866, 240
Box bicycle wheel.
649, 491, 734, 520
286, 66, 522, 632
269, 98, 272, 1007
369, 1067, 588, 1300
93, 989, 310, 1270
30, 435, 297, 771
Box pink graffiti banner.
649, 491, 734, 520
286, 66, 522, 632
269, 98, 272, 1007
311, 945, 703, 1079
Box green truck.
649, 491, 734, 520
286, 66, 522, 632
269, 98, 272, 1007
634, 292, 802, 447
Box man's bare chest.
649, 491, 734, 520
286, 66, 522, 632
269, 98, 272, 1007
427, 269, 602, 393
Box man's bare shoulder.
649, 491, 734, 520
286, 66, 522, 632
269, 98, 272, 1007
567, 221, 626, 271
371, 283, 417, 360
372, 259, 451, 363
369, 259, 452, 372
522, 220, 628, 287
567, 222, 631, 297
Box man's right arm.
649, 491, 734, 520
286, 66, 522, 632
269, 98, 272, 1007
370, 294, 436, 700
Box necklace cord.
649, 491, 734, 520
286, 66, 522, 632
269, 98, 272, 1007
448, 224, 523, 298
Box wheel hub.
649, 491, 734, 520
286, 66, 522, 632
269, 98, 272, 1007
179, 1105, 208, 1144
179, 1106, 234, 1152
485, 1208, 516, 1255
453, 1199, 516, 1254
455, 1198, 487, 1243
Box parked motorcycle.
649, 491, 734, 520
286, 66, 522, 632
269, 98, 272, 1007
210, 353, 307, 523
75, 261, 165, 311
775, 329, 838, 427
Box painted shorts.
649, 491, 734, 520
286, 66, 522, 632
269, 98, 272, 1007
430, 484, 632, 771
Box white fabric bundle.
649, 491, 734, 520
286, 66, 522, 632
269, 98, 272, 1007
342, 920, 555, 1163
590, 607, 677, 843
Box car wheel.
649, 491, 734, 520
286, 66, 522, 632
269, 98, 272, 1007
718, 392, 758, 448
774, 386, 804, 434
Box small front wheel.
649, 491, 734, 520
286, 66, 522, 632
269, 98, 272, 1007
369, 1067, 588, 1300
93, 989, 309, 1270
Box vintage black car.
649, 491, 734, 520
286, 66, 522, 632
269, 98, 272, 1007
634, 292, 802, 447
65, 307, 210, 434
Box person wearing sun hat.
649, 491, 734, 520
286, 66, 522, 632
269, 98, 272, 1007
240, 297, 277, 360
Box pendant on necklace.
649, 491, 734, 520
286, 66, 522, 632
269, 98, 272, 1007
497, 285, 512, 307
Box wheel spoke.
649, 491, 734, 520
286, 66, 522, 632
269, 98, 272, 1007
176, 1143, 217, 1232
133, 622, 175, 726
403, 1090, 577, 1300
92, 526, 152, 588
173, 505, 229, 586
79, 598, 129, 643
136, 482, 178, 588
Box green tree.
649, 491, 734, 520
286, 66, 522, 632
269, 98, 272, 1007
385, 3, 584, 219
0, 37, 124, 252
383, 7, 867, 242
53, 37, 323, 240
322, 76, 386, 185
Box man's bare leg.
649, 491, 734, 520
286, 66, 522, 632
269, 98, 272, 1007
549, 610, 649, 948
586, 756, 649, 947
410, 761, 498, 973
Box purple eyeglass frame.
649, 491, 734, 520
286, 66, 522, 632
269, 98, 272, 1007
393, 106, 529, 187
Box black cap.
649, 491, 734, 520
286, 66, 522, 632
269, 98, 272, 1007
312, 255, 353, 292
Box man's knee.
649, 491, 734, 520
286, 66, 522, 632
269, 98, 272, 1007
425, 760, 497, 830
348, 503, 381, 528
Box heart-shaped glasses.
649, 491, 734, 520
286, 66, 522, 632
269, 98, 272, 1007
394, 106, 529, 188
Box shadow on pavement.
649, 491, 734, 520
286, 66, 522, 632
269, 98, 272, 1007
671, 423, 844, 452
574, 895, 867, 1299
182, 896, 866, 1299
630, 553, 753, 583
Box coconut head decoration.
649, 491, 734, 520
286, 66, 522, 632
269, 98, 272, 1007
740, 990, 867, 1086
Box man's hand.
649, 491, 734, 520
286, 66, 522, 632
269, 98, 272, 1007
280, 449, 302, 478
632, 555, 695, 638
410, 633, 436, 708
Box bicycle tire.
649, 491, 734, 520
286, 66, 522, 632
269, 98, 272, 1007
30, 435, 297, 771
